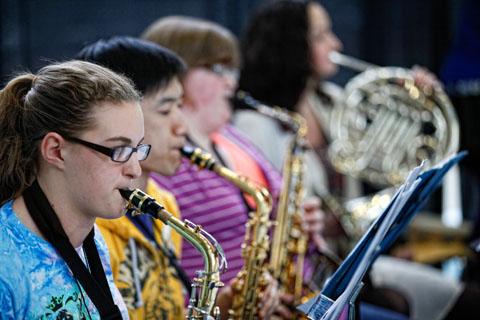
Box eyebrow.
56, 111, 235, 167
157, 93, 184, 107
105, 136, 145, 145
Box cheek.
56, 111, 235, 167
145, 118, 169, 148
311, 46, 337, 76
192, 78, 224, 106
143, 123, 173, 170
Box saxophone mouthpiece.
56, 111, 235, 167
180, 146, 195, 159
230, 90, 261, 111
120, 188, 167, 221
181, 146, 217, 171
119, 188, 133, 200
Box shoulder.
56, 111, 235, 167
93, 224, 112, 262
233, 109, 280, 129
147, 179, 175, 202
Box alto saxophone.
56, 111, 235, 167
181, 146, 273, 320
120, 188, 227, 320
233, 91, 313, 307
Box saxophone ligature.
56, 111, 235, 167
181, 146, 273, 320
120, 188, 226, 320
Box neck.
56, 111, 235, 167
187, 125, 216, 156
305, 76, 319, 95
62, 215, 96, 248
14, 194, 96, 249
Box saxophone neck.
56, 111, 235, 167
181, 146, 274, 214
233, 90, 308, 138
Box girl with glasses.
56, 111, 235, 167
76, 36, 190, 320
0, 60, 144, 319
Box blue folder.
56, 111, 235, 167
298, 151, 467, 319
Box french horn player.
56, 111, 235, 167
233, 0, 464, 319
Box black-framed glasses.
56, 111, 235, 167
64, 136, 151, 163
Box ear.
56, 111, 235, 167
181, 69, 203, 111
40, 132, 66, 170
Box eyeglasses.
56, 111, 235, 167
64, 136, 151, 163
209, 63, 239, 80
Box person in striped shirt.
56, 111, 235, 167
141, 15, 327, 318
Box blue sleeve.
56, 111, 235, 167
0, 281, 18, 320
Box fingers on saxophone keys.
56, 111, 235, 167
259, 273, 279, 318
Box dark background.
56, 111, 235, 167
0, 0, 465, 87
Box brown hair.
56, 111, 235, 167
0, 60, 139, 205
141, 15, 239, 69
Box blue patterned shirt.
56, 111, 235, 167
0, 200, 129, 319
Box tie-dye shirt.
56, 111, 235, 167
0, 200, 129, 319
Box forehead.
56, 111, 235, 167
83, 100, 144, 142
308, 3, 331, 31
143, 77, 183, 105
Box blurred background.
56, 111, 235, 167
0, 0, 464, 86
1, 0, 478, 275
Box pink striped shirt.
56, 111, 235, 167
152, 125, 282, 284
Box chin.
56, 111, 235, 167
161, 166, 177, 177
109, 208, 127, 220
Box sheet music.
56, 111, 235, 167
298, 152, 467, 319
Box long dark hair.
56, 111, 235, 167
238, 0, 313, 112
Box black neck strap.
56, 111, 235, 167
23, 180, 122, 320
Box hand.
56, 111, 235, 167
274, 291, 295, 319
216, 272, 290, 320
411, 65, 443, 94
259, 272, 297, 319
216, 282, 233, 320
301, 196, 329, 251
258, 272, 280, 319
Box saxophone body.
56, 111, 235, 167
181, 146, 273, 320
120, 188, 226, 320
233, 91, 313, 306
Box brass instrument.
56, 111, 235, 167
233, 91, 314, 307
120, 188, 226, 320
180, 146, 273, 320
315, 52, 461, 237
327, 51, 459, 187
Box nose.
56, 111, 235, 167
172, 106, 189, 137
331, 32, 343, 52
223, 72, 238, 90
123, 152, 142, 179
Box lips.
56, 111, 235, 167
172, 141, 186, 153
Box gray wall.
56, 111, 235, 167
0, 0, 464, 86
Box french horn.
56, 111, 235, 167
327, 51, 460, 187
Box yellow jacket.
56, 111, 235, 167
97, 179, 184, 320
